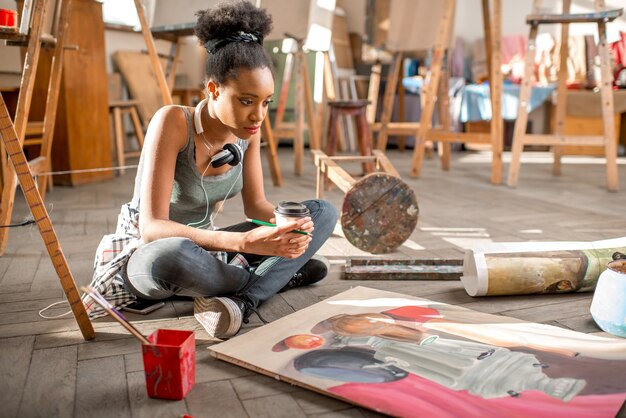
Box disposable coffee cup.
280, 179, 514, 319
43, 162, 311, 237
274, 201, 310, 226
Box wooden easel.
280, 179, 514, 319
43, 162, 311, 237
0, 0, 95, 340
372, 0, 504, 184
271, 36, 320, 175
0, 0, 72, 254
507, 0, 621, 192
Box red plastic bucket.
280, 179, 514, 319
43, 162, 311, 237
141, 329, 195, 400
0, 9, 17, 27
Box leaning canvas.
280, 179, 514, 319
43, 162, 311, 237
209, 287, 626, 418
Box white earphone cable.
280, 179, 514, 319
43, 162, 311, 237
187, 102, 243, 229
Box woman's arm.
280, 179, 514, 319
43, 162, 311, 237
240, 135, 314, 234
238, 133, 312, 254
137, 107, 309, 258
239, 132, 276, 221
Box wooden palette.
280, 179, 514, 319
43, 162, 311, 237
341, 172, 418, 254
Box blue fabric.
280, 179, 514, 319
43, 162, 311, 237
459, 83, 555, 122
401, 77, 556, 122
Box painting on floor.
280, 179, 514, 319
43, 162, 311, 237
209, 287, 626, 418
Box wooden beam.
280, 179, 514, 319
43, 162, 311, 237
133, 0, 172, 105
0, 94, 95, 340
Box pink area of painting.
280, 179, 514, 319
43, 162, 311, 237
329, 373, 625, 418
383, 305, 443, 322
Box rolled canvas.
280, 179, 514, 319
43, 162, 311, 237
461, 236, 626, 296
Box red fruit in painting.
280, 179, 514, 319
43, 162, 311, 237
284, 334, 324, 350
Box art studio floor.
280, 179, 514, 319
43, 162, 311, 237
1, 147, 625, 418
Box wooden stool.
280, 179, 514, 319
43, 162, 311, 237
109, 99, 144, 175
326, 99, 374, 173
507, 1, 623, 191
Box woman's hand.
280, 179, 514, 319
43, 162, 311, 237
270, 216, 314, 236
243, 218, 312, 258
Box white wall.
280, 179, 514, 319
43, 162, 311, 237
340, 0, 626, 44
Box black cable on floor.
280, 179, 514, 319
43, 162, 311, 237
0, 219, 36, 228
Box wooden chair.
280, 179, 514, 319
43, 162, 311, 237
507, 0, 622, 192
108, 73, 144, 175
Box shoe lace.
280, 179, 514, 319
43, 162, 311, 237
243, 304, 268, 325
234, 296, 268, 325
287, 271, 305, 288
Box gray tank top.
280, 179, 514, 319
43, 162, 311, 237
131, 106, 248, 228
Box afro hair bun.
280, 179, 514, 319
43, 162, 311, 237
195, 1, 273, 45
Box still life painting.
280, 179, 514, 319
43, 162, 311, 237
210, 287, 626, 417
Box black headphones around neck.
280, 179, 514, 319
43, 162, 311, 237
194, 98, 243, 168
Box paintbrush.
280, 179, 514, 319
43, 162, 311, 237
81, 286, 152, 345
246, 218, 311, 236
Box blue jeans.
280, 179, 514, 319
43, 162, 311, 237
125, 199, 338, 308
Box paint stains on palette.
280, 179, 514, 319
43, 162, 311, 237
341, 173, 418, 254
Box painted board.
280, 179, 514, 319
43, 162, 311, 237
151, 0, 221, 27
210, 286, 626, 418
341, 173, 418, 254
112, 50, 169, 125
386, 0, 450, 52
462, 237, 626, 297
260, 0, 335, 51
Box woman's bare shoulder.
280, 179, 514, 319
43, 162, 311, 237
148, 105, 191, 148
152, 105, 189, 126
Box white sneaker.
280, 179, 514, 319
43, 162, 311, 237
194, 296, 244, 339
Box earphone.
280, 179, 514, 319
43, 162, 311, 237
187, 97, 244, 229
194, 98, 243, 168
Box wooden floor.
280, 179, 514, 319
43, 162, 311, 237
1, 148, 625, 418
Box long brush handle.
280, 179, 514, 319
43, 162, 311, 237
81, 287, 151, 345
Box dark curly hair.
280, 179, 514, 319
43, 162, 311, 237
195, 1, 274, 84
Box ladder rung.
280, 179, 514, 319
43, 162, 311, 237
23, 138, 43, 146
5, 33, 57, 47
140, 49, 174, 60
429, 131, 492, 144
109, 99, 142, 108
522, 134, 605, 146
371, 122, 420, 135
527, 8, 623, 25
28, 156, 48, 173
25, 121, 44, 136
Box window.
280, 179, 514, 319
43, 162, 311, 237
101, 0, 155, 29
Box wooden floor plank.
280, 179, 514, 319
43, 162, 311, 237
18, 345, 77, 418
290, 389, 360, 416
231, 374, 301, 401
126, 371, 188, 418
75, 356, 131, 418
0, 335, 35, 418
242, 393, 306, 418
186, 381, 248, 418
